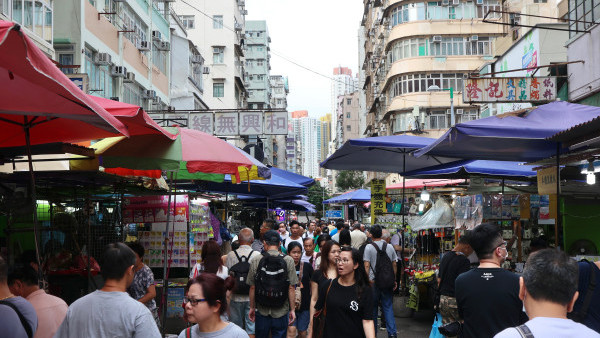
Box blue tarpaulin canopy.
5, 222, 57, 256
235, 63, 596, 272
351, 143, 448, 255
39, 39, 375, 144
245, 199, 317, 212
320, 135, 459, 173
414, 102, 600, 162
402, 160, 538, 179
177, 170, 308, 199
269, 167, 315, 187
323, 189, 371, 204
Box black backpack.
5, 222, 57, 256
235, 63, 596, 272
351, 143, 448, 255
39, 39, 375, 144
371, 242, 395, 289
569, 260, 597, 323
230, 250, 254, 295
255, 252, 290, 307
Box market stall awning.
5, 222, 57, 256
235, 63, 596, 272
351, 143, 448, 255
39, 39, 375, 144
89, 95, 177, 139
386, 179, 464, 190
401, 160, 538, 179
320, 135, 460, 173
414, 102, 600, 162
179, 170, 308, 199
243, 199, 317, 213
269, 167, 315, 187
0, 21, 128, 148
323, 189, 371, 204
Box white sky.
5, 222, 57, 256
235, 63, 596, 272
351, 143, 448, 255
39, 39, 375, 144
246, 0, 363, 118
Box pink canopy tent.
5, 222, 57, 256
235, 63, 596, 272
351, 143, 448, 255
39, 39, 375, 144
89, 95, 177, 140
386, 179, 465, 190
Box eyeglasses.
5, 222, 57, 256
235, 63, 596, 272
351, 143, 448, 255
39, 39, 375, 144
496, 241, 507, 249
337, 258, 352, 264
183, 297, 207, 306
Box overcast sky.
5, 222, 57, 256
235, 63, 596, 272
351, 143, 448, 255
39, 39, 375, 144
246, 0, 363, 118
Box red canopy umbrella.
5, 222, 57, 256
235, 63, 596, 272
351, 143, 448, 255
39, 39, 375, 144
89, 95, 177, 140
0, 21, 129, 269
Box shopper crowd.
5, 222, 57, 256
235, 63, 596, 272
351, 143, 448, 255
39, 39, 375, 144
1, 220, 600, 338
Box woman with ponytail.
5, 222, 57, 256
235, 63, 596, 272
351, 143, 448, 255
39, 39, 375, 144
179, 274, 249, 338
311, 247, 375, 338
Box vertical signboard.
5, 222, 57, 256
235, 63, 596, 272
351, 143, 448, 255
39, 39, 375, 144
370, 179, 386, 224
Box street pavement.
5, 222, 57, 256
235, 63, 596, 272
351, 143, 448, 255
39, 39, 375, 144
376, 308, 435, 338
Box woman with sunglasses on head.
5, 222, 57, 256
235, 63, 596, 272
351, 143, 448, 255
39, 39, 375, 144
287, 242, 314, 338
179, 274, 249, 338
312, 247, 375, 338
308, 240, 341, 335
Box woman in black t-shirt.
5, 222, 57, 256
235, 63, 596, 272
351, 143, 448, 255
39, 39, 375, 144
313, 247, 375, 338
309, 240, 340, 331
287, 241, 314, 338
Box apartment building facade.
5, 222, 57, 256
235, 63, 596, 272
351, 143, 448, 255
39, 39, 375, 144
1, 0, 54, 58
270, 75, 289, 169
52, 0, 171, 109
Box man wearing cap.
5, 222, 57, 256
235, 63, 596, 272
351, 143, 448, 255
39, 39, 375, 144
247, 230, 298, 338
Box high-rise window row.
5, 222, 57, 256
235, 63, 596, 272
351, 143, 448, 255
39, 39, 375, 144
388, 73, 466, 98
387, 36, 493, 63
389, 0, 501, 26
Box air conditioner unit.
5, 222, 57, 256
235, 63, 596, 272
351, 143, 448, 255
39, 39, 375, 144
471, 35, 479, 41
234, 23, 243, 31
432, 35, 442, 43
476, 0, 484, 4
143, 90, 157, 99
202, 66, 210, 74
157, 41, 170, 51
380, 95, 387, 103
137, 40, 151, 51
239, 0, 245, 6
111, 65, 127, 77
452, 0, 460, 5
191, 54, 203, 63
95, 52, 112, 65
456, 108, 464, 115
153, 96, 163, 105
510, 14, 521, 26
152, 30, 162, 41
241, 9, 248, 15
441, 0, 450, 5
124, 72, 135, 83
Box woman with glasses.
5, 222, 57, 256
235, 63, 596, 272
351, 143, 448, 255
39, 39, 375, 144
309, 241, 341, 335
287, 241, 314, 338
312, 247, 375, 338
179, 274, 248, 338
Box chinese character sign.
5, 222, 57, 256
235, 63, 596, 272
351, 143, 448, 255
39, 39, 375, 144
239, 112, 263, 135
264, 112, 288, 135
189, 113, 213, 134
464, 77, 556, 103
214, 113, 239, 136
370, 179, 386, 224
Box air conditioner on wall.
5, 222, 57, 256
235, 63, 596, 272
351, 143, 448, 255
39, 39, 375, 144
143, 90, 156, 99
433, 35, 442, 43
241, 9, 248, 15
452, 0, 460, 5
234, 23, 243, 31
191, 54, 203, 63
157, 41, 170, 51
111, 65, 127, 77
202, 66, 211, 74
95, 52, 112, 65
471, 35, 479, 41
441, 0, 450, 5
124, 72, 135, 83
137, 40, 151, 51
476, 0, 484, 4
152, 30, 162, 41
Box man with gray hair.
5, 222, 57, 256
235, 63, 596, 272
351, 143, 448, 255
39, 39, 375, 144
495, 249, 599, 337
350, 222, 367, 249
226, 228, 260, 337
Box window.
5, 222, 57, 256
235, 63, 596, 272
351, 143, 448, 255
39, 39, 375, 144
346, 125, 351, 131
123, 82, 143, 108
457, 109, 479, 123
213, 15, 223, 29
346, 112, 351, 118
257, 59, 264, 66
429, 112, 447, 129
213, 46, 224, 64
389, 73, 465, 98
390, 0, 498, 26
84, 47, 114, 99
58, 53, 74, 74
568, 0, 600, 37
213, 82, 224, 97
347, 98, 352, 105
181, 15, 195, 29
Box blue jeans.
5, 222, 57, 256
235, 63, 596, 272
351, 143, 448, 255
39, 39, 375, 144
293, 310, 310, 332
229, 301, 255, 335
372, 287, 397, 336
255, 312, 288, 338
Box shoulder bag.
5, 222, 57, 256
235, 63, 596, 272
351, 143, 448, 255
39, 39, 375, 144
312, 279, 333, 338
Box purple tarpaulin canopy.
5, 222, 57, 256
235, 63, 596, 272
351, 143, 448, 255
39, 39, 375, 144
414, 102, 600, 162
402, 160, 537, 179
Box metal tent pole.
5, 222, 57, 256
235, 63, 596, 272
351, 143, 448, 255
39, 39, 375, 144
556, 143, 561, 248
161, 171, 174, 337
24, 118, 43, 286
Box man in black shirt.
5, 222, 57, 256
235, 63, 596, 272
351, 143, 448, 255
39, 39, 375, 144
455, 223, 527, 338
437, 233, 472, 325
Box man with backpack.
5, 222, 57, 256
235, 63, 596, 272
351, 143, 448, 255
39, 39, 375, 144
363, 225, 398, 338
247, 230, 298, 338
0, 255, 38, 338
226, 228, 260, 338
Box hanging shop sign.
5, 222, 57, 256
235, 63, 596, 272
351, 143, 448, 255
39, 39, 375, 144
537, 166, 559, 195
370, 179, 386, 223
325, 209, 343, 219
159, 111, 289, 135
463, 77, 557, 103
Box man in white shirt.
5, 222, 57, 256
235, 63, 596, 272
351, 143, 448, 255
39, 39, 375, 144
495, 249, 599, 338
302, 221, 316, 240
350, 222, 367, 249
283, 221, 304, 253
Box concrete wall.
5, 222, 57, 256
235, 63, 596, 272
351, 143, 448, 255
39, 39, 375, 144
568, 24, 600, 102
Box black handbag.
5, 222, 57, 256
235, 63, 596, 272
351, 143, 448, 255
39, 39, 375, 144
312, 280, 333, 338
438, 321, 462, 337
